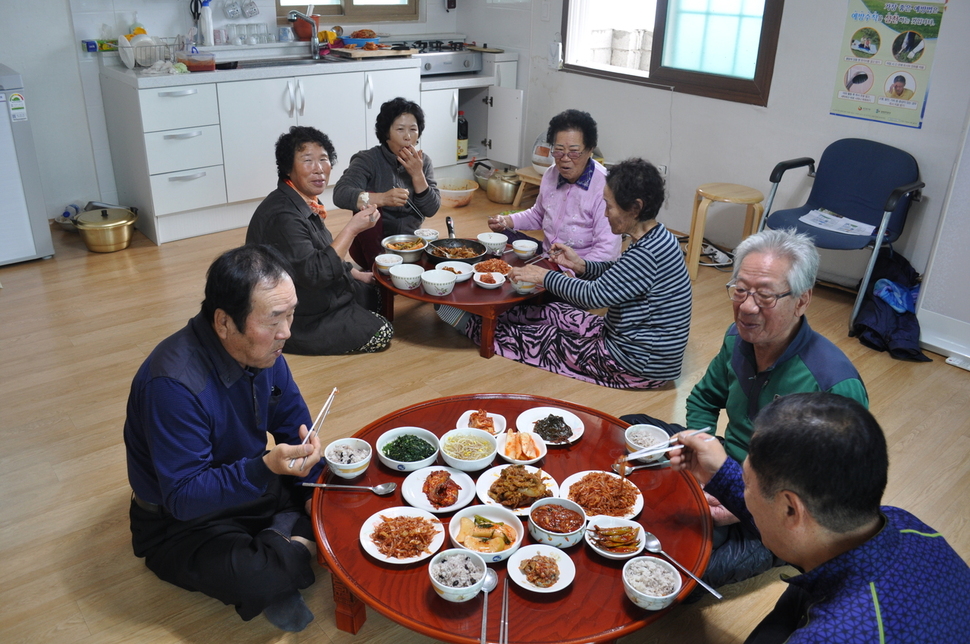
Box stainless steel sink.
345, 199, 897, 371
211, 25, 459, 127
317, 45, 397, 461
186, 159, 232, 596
234, 55, 346, 68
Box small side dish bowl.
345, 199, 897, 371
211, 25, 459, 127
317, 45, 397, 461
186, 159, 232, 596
324, 438, 372, 479
473, 272, 506, 290
389, 264, 425, 290
625, 424, 671, 463
421, 269, 458, 296
414, 228, 440, 242
381, 234, 426, 263
507, 544, 577, 593
622, 556, 683, 611
376, 426, 440, 472
449, 505, 524, 563
495, 431, 547, 466
439, 428, 498, 472
527, 497, 586, 548
477, 232, 508, 255
374, 253, 403, 275
437, 261, 474, 282
584, 515, 646, 560
429, 549, 487, 603
512, 239, 539, 260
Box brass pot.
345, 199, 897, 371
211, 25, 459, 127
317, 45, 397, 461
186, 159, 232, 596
74, 208, 137, 253
486, 171, 521, 204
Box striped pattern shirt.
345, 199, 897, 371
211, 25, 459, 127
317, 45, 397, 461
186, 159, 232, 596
543, 223, 692, 380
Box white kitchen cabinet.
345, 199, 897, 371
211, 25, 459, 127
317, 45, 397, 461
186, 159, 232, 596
219, 68, 420, 203
419, 88, 459, 168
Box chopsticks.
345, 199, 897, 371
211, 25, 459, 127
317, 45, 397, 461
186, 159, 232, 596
621, 428, 714, 463
289, 387, 338, 471
499, 577, 509, 644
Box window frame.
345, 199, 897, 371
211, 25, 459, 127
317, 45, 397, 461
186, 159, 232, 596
276, 0, 418, 23
560, 0, 785, 107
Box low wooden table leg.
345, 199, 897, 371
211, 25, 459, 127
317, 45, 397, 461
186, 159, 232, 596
331, 575, 367, 634
378, 283, 394, 321
479, 313, 497, 359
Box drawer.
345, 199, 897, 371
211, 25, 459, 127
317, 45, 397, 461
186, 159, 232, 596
150, 165, 227, 215
139, 84, 219, 132
145, 125, 223, 175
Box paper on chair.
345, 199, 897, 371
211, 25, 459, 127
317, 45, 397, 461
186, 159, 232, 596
798, 209, 875, 236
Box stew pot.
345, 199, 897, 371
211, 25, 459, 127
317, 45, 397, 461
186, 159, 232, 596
74, 208, 137, 253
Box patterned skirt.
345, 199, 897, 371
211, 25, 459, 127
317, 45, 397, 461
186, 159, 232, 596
465, 302, 667, 390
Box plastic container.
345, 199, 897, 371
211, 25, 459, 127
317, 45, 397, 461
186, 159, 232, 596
199, 0, 214, 47
176, 51, 216, 72
457, 111, 469, 160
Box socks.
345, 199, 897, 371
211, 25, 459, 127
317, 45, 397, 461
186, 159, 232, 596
263, 591, 314, 632
435, 304, 472, 332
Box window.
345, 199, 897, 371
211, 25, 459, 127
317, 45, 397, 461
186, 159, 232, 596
562, 0, 784, 106
276, 0, 418, 23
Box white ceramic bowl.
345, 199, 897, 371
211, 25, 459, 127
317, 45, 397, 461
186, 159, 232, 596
473, 272, 506, 290
511, 279, 537, 295
449, 504, 524, 563
584, 515, 646, 560
507, 544, 577, 593
389, 263, 425, 290
527, 497, 587, 548
381, 234, 427, 263
625, 424, 670, 463
428, 549, 487, 603
376, 426, 440, 472
512, 239, 539, 260
477, 232, 508, 255
323, 438, 372, 479
421, 269, 458, 296
439, 428, 498, 472
374, 253, 403, 275
495, 431, 547, 466
622, 556, 682, 611
439, 179, 479, 208
414, 228, 440, 242
437, 261, 474, 282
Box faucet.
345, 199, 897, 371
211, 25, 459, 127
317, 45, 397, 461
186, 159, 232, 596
288, 10, 320, 59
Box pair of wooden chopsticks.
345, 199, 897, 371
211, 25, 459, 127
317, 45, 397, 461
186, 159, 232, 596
621, 427, 714, 463
288, 387, 338, 471
498, 578, 509, 644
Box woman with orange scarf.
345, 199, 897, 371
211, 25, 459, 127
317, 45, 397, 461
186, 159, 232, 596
247, 126, 393, 355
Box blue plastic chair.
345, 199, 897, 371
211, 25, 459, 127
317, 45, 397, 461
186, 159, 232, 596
758, 138, 924, 326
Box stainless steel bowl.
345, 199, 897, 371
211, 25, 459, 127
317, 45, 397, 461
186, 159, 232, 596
425, 238, 488, 265
381, 234, 427, 263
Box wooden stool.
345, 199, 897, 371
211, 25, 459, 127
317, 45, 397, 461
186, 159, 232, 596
512, 166, 544, 208
685, 182, 764, 280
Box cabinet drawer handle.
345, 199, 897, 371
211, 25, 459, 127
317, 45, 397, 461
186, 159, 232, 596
163, 131, 204, 140
157, 89, 199, 98
168, 171, 207, 181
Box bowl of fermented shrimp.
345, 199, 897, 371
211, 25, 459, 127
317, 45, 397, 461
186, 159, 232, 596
381, 234, 427, 263
439, 428, 497, 472
527, 497, 586, 548
448, 505, 524, 563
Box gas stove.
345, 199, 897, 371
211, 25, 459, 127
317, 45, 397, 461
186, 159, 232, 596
389, 39, 483, 76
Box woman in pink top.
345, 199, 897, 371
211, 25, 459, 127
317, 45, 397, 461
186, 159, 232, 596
488, 110, 621, 262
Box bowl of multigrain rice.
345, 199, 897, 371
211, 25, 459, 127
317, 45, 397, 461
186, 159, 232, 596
622, 556, 682, 610
428, 549, 487, 602
324, 438, 372, 479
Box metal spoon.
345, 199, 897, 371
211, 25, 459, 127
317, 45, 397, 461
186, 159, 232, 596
611, 460, 668, 475
641, 531, 723, 600
480, 568, 498, 644
300, 482, 397, 496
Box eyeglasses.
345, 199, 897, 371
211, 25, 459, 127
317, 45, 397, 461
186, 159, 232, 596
726, 280, 793, 309
551, 147, 587, 159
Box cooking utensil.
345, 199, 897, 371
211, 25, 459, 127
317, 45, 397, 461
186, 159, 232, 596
486, 170, 521, 204
300, 481, 397, 495
74, 208, 137, 253
426, 218, 488, 265
480, 568, 498, 644
641, 531, 722, 599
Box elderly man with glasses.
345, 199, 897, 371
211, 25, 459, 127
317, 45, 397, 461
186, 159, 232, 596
622, 228, 868, 591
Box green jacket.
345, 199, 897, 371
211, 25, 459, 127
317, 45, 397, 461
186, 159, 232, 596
686, 318, 868, 463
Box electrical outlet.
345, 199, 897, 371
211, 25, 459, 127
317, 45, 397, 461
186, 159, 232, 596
657, 164, 667, 176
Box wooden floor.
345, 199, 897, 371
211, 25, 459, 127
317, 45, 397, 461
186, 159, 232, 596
1, 190, 967, 644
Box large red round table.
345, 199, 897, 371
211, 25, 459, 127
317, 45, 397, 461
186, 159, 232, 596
311, 393, 712, 644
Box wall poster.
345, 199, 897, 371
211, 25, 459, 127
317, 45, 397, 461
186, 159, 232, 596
830, 0, 947, 128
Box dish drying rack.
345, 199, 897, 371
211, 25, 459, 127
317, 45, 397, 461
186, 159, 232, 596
113, 37, 180, 69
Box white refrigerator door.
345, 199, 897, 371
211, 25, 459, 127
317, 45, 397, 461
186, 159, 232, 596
0, 92, 38, 265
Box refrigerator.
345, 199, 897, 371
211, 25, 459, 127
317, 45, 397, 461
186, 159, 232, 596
0, 63, 54, 267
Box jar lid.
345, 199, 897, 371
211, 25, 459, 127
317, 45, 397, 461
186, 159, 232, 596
74, 208, 137, 229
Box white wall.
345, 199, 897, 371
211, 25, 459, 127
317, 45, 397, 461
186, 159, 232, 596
511, 0, 970, 275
